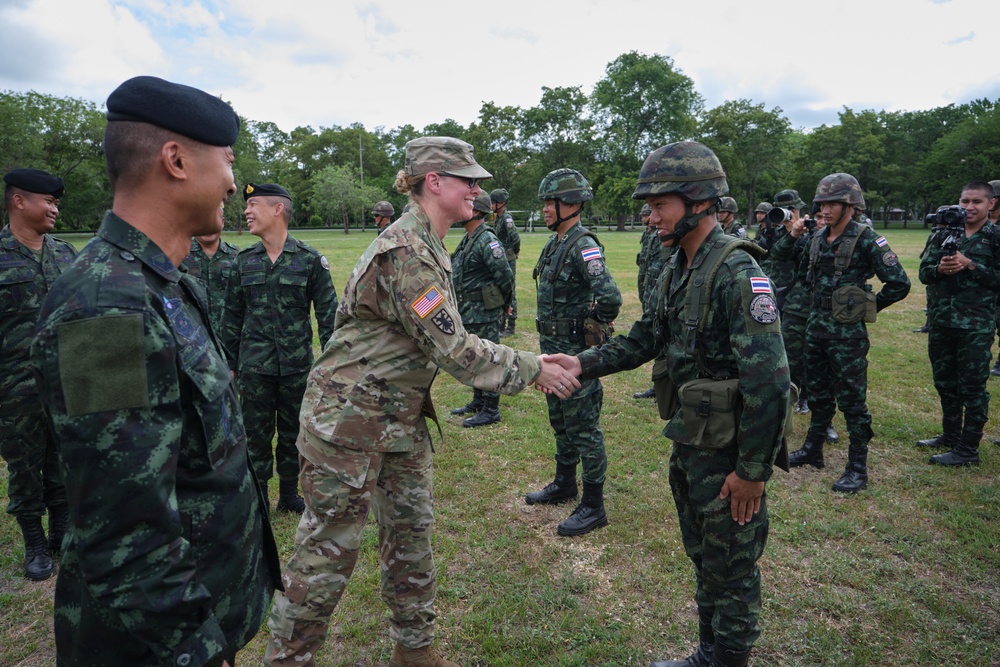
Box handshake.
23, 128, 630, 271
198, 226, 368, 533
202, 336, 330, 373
535, 354, 585, 397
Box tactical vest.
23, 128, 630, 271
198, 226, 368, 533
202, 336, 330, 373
532, 225, 603, 307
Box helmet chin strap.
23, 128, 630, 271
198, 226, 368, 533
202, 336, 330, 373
547, 200, 580, 231
459, 212, 487, 226
658, 201, 714, 244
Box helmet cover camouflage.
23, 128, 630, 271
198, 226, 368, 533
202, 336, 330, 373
472, 191, 493, 214
372, 200, 394, 217
755, 202, 773, 213
640, 203, 651, 217
719, 196, 738, 213
632, 141, 728, 201
813, 173, 864, 206
773, 189, 805, 209
490, 188, 509, 204
989, 180, 1000, 198
538, 168, 594, 204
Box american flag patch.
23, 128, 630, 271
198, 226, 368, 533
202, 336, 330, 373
489, 241, 500, 249
581, 246, 602, 261
411, 286, 445, 318
749, 277, 771, 294
875, 236, 888, 247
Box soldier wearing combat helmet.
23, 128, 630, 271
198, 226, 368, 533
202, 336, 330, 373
373, 200, 395, 234
717, 196, 747, 238
544, 141, 790, 667
490, 188, 521, 335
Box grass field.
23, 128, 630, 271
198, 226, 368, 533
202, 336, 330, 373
2, 225, 998, 666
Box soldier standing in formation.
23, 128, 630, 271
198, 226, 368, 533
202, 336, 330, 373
182, 231, 240, 335
449, 190, 514, 427
917, 181, 999, 465
31, 75, 280, 667
264, 136, 581, 667
373, 199, 395, 234
778, 173, 910, 493
717, 196, 747, 238
987, 180, 1000, 381
633, 202, 658, 400
545, 141, 790, 667
753, 201, 772, 231
490, 188, 521, 336
527, 168, 622, 536
223, 183, 339, 513
1, 168, 74, 581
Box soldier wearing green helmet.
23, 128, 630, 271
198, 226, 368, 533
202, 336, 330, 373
372, 200, 395, 235
526, 168, 622, 537
772, 173, 910, 493
489, 188, 521, 335
544, 142, 791, 667
717, 196, 747, 238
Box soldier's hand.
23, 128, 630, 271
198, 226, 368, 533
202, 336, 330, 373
719, 472, 764, 525
535, 357, 582, 398
789, 219, 806, 238
541, 353, 583, 378
938, 253, 968, 275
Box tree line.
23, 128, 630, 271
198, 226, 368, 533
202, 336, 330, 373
2, 51, 998, 232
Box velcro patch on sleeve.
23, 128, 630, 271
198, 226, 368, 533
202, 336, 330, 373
749, 276, 771, 293
875, 236, 888, 248
56, 314, 148, 417
581, 246, 602, 261
411, 286, 445, 319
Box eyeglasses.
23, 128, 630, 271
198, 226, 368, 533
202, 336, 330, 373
439, 173, 478, 189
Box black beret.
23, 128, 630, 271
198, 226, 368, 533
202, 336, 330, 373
106, 75, 240, 147
3, 168, 64, 198
243, 183, 292, 202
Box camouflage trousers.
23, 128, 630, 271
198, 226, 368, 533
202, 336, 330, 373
781, 312, 808, 401
928, 328, 992, 433
805, 337, 874, 442
238, 370, 308, 483
508, 259, 518, 320
266, 431, 436, 666
669, 443, 767, 652
0, 396, 66, 518
466, 320, 501, 401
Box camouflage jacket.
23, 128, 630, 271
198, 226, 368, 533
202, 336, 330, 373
636, 227, 656, 297
578, 226, 790, 482
182, 237, 239, 336
723, 218, 749, 239
0, 225, 76, 402
775, 232, 812, 318
493, 211, 520, 260
758, 225, 797, 293
223, 234, 338, 376
30, 212, 279, 666
773, 220, 911, 339
642, 236, 675, 314
534, 222, 622, 354
451, 222, 513, 324
298, 204, 541, 454
919, 222, 1000, 332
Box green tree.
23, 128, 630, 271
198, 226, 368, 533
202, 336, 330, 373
310, 164, 382, 233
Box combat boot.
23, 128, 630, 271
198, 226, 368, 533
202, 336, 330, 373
788, 432, 825, 469
276, 478, 306, 514
389, 643, 460, 667
649, 615, 714, 667
991, 358, 1000, 377
832, 440, 868, 493
794, 398, 810, 414
463, 395, 500, 428
451, 389, 481, 416
48, 504, 69, 558
504, 317, 516, 336
633, 387, 656, 399
525, 463, 578, 505
557, 481, 608, 536
709, 646, 751, 667
825, 424, 839, 444
929, 430, 981, 467
16, 516, 54, 581
916, 416, 961, 449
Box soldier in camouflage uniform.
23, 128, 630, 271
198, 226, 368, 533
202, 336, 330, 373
633, 202, 658, 400
916, 181, 1000, 465
374, 199, 395, 235
264, 137, 581, 667
182, 231, 239, 336
777, 173, 910, 493
546, 141, 790, 667
223, 183, 339, 513
1, 168, 74, 581
757, 191, 801, 312
753, 201, 771, 229
31, 75, 280, 667
490, 188, 521, 335
527, 168, 622, 537
717, 196, 747, 238
987, 180, 1000, 380
449, 191, 514, 427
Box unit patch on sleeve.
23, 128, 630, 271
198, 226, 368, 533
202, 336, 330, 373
431, 310, 455, 334
489, 240, 504, 259
411, 286, 445, 318
587, 259, 605, 276
883, 251, 899, 267
749, 294, 778, 324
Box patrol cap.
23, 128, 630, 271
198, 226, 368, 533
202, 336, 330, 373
490, 188, 509, 204
243, 182, 292, 202
106, 75, 241, 147
773, 189, 805, 209
404, 137, 492, 180
3, 168, 64, 198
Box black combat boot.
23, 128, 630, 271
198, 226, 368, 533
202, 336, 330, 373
525, 463, 578, 505
710, 646, 751, 667
929, 430, 981, 467
794, 398, 810, 414
826, 423, 839, 444
788, 432, 825, 469
991, 358, 1000, 377
276, 477, 306, 513
832, 440, 869, 493
48, 504, 69, 558
557, 481, 608, 536
649, 614, 714, 667
916, 416, 961, 449
16, 516, 54, 581
451, 389, 481, 416
633, 387, 656, 399
463, 395, 501, 428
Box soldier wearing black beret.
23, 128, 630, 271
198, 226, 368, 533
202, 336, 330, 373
31, 75, 280, 667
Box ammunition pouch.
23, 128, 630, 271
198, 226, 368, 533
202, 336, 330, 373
651, 358, 677, 420
679, 377, 742, 450
831, 284, 876, 324
481, 283, 505, 310
582, 318, 613, 347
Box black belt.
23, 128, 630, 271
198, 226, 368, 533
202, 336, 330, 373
457, 290, 483, 303
813, 295, 832, 310
535, 317, 583, 337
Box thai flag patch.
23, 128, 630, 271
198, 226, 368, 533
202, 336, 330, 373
749, 277, 771, 294
411, 286, 445, 318
489, 241, 500, 249
875, 236, 888, 248
581, 247, 602, 261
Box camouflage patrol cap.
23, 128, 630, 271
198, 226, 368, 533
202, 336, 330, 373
719, 196, 738, 213
538, 168, 594, 204
490, 188, 509, 204
640, 203, 651, 217
472, 191, 493, 214
755, 202, 773, 213
813, 173, 864, 206
632, 141, 728, 201
404, 136, 492, 179
773, 189, 805, 209
372, 200, 394, 217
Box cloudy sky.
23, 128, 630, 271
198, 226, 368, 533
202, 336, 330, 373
2, 0, 997, 135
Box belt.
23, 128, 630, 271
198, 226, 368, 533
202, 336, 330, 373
535, 317, 583, 337
813, 295, 832, 310
457, 290, 483, 303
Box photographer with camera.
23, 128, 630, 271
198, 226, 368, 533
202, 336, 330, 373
917, 181, 1000, 466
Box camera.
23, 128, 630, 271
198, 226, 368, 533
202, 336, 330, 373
803, 217, 817, 232
766, 207, 793, 224
926, 205, 967, 257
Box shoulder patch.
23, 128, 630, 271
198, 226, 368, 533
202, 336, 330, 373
431, 310, 455, 335
587, 259, 605, 276
411, 286, 445, 318
320, 255, 330, 270
749, 276, 771, 294
875, 236, 888, 248
749, 294, 779, 324
882, 251, 899, 267
491, 244, 504, 259
581, 246, 602, 262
